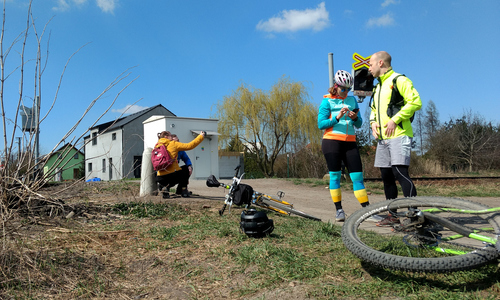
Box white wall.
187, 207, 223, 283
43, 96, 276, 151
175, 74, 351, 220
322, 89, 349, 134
218, 152, 244, 179
143, 116, 219, 179
85, 129, 123, 180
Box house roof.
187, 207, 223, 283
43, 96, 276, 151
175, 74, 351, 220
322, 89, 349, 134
54, 143, 85, 155
86, 104, 175, 136
42, 143, 85, 162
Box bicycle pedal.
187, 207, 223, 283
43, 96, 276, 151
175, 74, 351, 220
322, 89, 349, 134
392, 225, 416, 233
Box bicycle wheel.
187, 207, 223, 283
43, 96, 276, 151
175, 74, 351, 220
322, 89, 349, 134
259, 196, 321, 221
341, 196, 500, 272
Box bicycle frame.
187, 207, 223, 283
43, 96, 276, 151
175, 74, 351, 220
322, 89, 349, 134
397, 206, 500, 255
218, 166, 244, 216
252, 191, 294, 215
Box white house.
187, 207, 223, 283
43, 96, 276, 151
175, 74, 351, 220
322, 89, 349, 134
143, 115, 220, 179
84, 104, 175, 181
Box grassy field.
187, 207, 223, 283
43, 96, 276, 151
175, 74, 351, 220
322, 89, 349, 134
1, 179, 499, 299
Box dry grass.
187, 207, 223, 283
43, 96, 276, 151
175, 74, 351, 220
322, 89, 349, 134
0, 180, 499, 299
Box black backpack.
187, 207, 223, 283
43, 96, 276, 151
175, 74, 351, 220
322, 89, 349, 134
232, 184, 254, 206
370, 74, 414, 127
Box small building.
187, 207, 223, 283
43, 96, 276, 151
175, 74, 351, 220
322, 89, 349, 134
84, 104, 175, 181
143, 115, 220, 179
43, 143, 85, 181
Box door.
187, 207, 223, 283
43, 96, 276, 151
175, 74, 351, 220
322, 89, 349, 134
109, 158, 113, 181
133, 156, 142, 178
192, 138, 211, 179
55, 168, 62, 181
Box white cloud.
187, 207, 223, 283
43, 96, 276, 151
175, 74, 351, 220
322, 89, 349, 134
256, 2, 329, 33
366, 12, 395, 28
52, 0, 71, 11
112, 104, 149, 115
52, 0, 116, 13
96, 0, 117, 14
381, 0, 400, 8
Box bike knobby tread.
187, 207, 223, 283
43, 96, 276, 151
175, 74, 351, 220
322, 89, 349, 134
341, 196, 500, 272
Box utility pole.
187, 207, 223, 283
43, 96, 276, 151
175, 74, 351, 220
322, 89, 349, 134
328, 53, 334, 87
34, 96, 40, 164
17, 137, 21, 160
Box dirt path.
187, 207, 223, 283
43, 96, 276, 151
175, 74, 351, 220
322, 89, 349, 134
187, 178, 499, 222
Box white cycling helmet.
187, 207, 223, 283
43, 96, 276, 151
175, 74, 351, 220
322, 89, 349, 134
335, 70, 353, 88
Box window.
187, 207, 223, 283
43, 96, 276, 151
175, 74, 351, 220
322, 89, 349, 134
88, 162, 92, 172
92, 132, 97, 145
74, 153, 79, 159
102, 159, 106, 173
112, 133, 116, 140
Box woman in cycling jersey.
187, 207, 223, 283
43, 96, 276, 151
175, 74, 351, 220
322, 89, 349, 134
318, 70, 381, 222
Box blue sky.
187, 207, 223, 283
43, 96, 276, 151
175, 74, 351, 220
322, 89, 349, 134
2, 0, 499, 154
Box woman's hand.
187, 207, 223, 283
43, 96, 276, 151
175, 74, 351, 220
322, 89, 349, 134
337, 107, 349, 120
347, 110, 358, 120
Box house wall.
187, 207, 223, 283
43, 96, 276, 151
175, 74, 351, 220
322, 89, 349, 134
143, 116, 219, 179
218, 152, 244, 179
85, 128, 123, 181
122, 106, 174, 179
44, 148, 84, 181
84, 106, 175, 181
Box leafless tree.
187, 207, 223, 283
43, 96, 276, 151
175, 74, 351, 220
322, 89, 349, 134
0, 0, 137, 243
454, 111, 497, 172
426, 110, 499, 172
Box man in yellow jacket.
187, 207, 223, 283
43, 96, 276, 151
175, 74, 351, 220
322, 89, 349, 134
155, 130, 205, 198
369, 51, 422, 226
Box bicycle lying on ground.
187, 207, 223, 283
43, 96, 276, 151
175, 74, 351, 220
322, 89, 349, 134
206, 166, 321, 221
341, 196, 500, 272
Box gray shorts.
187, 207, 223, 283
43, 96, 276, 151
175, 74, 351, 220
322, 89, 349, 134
374, 135, 412, 168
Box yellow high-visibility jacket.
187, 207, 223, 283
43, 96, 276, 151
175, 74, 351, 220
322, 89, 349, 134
369, 68, 422, 139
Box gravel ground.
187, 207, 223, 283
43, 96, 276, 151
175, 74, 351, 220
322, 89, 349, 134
187, 178, 499, 223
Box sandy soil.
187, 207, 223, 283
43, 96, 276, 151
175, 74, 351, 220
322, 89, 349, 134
186, 178, 499, 223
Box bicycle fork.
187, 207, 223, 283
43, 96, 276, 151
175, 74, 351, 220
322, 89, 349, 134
219, 184, 232, 216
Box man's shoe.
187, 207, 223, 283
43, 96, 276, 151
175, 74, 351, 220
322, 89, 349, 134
335, 209, 345, 222
162, 191, 170, 199
366, 214, 384, 222
181, 189, 190, 198
376, 215, 400, 227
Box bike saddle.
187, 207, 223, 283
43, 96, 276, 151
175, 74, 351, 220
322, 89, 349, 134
206, 175, 221, 187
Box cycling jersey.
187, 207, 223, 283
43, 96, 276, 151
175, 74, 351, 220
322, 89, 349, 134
318, 94, 362, 142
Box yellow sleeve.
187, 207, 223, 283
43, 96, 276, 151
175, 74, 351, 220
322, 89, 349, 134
171, 134, 205, 152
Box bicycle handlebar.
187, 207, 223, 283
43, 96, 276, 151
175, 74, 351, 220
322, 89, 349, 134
233, 165, 241, 178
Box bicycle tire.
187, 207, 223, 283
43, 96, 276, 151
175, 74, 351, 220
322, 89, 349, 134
341, 196, 500, 272
259, 196, 321, 221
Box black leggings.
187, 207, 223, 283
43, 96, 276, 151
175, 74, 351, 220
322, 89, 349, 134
156, 165, 191, 193
380, 166, 417, 199
322, 139, 363, 172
